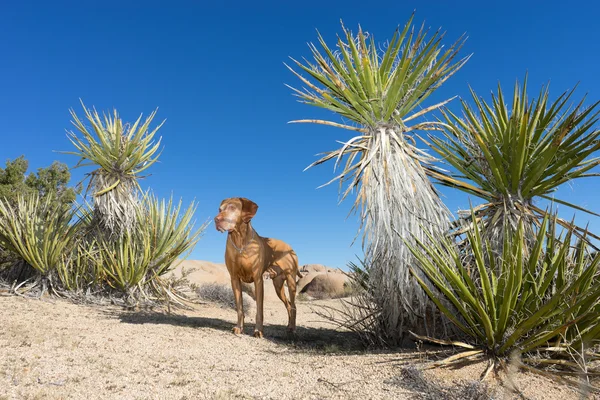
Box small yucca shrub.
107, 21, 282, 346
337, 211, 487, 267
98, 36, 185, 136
96, 229, 152, 295
408, 212, 600, 377
140, 194, 203, 277
93, 194, 204, 303
0, 193, 77, 292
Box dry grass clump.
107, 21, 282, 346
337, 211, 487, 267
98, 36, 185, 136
196, 283, 254, 316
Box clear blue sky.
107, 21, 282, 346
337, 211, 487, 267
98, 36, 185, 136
2, 1, 600, 269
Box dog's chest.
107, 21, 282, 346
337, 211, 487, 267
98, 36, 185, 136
226, 246, 264, 283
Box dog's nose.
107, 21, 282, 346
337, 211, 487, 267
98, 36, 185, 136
214, 215, 222, 222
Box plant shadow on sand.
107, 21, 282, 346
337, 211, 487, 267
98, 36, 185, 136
110, 308, 412, 356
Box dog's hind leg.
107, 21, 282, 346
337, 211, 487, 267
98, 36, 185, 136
273, 276, 292, 328
285, 273, 298, 333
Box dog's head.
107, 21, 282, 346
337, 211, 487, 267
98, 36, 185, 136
214, 197, 258, 233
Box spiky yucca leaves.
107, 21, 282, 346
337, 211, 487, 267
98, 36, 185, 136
140, 194, 204, 276
65, 102, 163, 236
408, 213, 600, 379
0, 194, 77, 292
57, 239, 99, 292
431, 78, 600, 252
288, 16, 469, 343
97, 229, 152, 296
95, 194, 204, 304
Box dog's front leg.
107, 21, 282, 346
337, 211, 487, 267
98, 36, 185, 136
231, 277, 244, 334
254, 276, 264, 338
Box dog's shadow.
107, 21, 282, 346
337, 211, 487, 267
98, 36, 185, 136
113, 309, 365, 353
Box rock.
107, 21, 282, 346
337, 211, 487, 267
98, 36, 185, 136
302, 264, 327, 273
300, 273, 351, 299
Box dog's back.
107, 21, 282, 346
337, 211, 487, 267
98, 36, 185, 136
261, 236, 303, 280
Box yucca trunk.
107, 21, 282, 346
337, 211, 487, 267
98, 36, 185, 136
91, 171, 139, 237
360, 127, 451, 342
363, 149, 450, 344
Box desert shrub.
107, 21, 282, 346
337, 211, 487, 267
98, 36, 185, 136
408, 212, 600, 379
340, 281, 359, 298
0, 156, 76, 274
57, 239, 99, 292
90, 195, 202, 302
0, 193, 78, 293
197, 283, 254, 316
95, 229, 152, 294
241, 282, 255, 299
140, 195, 202, 278
0, 156, 76, 208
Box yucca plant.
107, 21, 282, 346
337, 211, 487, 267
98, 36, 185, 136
94, 194, 204, 304
408, 212, 600, 381
56, 239, 99, 292
430, 78, 600, 252
140, 194, 205, 304
0, 193, 77, 293
141, 194, 204, 276
96, 229, 153, 298
288, 15, 470, 343
65, 102, 163, 236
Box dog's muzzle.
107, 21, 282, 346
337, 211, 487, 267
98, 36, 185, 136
214, 216, 236, 232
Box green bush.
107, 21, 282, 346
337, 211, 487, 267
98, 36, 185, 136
0, 193, 77, 291
91, 194, 203, 301
408, 212, 600, 374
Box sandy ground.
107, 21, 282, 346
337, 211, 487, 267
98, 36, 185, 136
0, 291, 586, 400
0, 260, 590, 399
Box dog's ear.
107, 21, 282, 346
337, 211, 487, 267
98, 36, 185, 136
239, 198, 258, 223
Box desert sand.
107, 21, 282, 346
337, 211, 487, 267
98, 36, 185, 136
0, 261, 584, 399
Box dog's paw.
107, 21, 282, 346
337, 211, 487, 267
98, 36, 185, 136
232, 327, 243, 335
253, 330, 264, 339
286, 327, 297, 339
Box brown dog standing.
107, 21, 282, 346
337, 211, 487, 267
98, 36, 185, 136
214, 197, 302, 338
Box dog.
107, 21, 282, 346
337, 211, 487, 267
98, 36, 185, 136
214, 197, 302, 338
